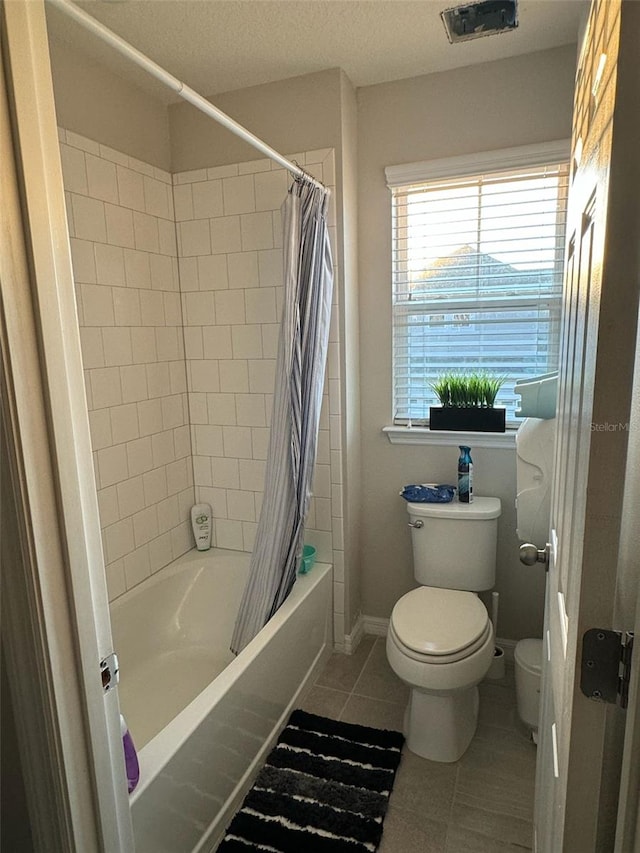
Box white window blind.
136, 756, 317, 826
389, 156, 569, 425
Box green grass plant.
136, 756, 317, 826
431, 371, 506, 408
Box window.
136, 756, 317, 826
387, 143, 570, 426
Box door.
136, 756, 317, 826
1, 1, 134, 850
535, 1, 640, 850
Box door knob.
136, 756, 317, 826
520, 542, 550, 567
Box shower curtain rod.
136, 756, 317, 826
46, 0, 325, 190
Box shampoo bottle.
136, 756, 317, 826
457, 445, 473, 503
191, 503, 212, 551
120, 714, 140, 794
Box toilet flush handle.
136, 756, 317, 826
408, 520, 424, 529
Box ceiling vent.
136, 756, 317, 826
440, 0, 518, 43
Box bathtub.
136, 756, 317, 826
110, 547, 332, 853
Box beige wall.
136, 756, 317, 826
169, 69, 343, 173
48, 38, 171, 171
357, 45, 577, 640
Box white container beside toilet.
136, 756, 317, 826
386, 496, 501, 763
515, 638, 543, 738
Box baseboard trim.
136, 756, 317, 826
362, 615, 389, 637
343, 613, 365, 654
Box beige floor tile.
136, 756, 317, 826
479, 680, 518, 731
455, 764, 535, 822
298, 685, 349, 720
352, 638, 410, 705
339, 694, 406, 732
461, 723, 537, 783
315, 634, 376, 692
444, 823, 533, 852
378, 805, 448, 853
388, 747, 457, 823
450, 801, 534, 849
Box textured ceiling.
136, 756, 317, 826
45, 0, 586, 102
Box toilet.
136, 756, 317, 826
386, 497, 501, 763
514, 638, 543, 740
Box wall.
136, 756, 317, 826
357, 45, 577, 640
59, 129, 194, 601
48, 37, 171, 171
169, 69, 343, 172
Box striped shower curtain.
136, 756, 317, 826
230, 176, 333, 654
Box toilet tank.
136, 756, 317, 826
406, 497, 501, 591
515, 417, 556, 547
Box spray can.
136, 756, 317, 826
458, 445, 473, 503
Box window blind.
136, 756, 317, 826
390, 161, 569, 425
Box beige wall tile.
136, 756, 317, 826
60, 144, 88, 195
116, 166, 145, 212
179, 219, 211, 256
209, 215, 241, 255
222, 175, 256, 216
173, 184, 194, 222
202, 326, 232, 360
70, 238, 96, 283
86, 153, 118, 204
240, 212, 273, 251
231, 325, 263, 359
192, 180, 224, 219
104, 203, 135, 248
227, 251, 259, 290
110, 402, 139, 445
117, 476, 145, 519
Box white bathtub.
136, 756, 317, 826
110, 547, 332, 853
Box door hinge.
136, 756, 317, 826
100, 652, 119, 693
580, 629, 634, 708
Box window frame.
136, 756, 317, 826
385, 139, 571, 437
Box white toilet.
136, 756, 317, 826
386, 497, 501, 763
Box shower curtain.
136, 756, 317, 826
230, 176, 333, 654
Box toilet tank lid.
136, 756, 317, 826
407, 496, 501, 520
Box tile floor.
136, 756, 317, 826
299, 635, 537, 853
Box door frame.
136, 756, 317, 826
1, 1, 133, 849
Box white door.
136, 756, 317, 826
535, 1, 640, 850
1, 1, 134, 849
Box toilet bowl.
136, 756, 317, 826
515, 638, 543, 740
386, 587, 495, 762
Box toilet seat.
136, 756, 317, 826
390, 587, 492, 664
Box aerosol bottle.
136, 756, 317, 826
457, 445, 473, 504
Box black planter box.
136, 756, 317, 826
429, 406, 506, 433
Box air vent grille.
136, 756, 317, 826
441, 0, 518, 44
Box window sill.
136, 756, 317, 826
382, 425, 518, 448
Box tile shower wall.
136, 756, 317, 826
174, 150, 346, 642
62, 132, 346, 643
60, 129, 194, 602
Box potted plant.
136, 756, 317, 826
429, 371, 507, 432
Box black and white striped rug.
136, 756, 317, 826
217, 709, 405, 852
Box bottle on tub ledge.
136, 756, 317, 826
191, 503, 212, 550
457, 445, 473, 503
120, 714, 140, 794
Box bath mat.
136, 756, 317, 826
217, 709, 404, 852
